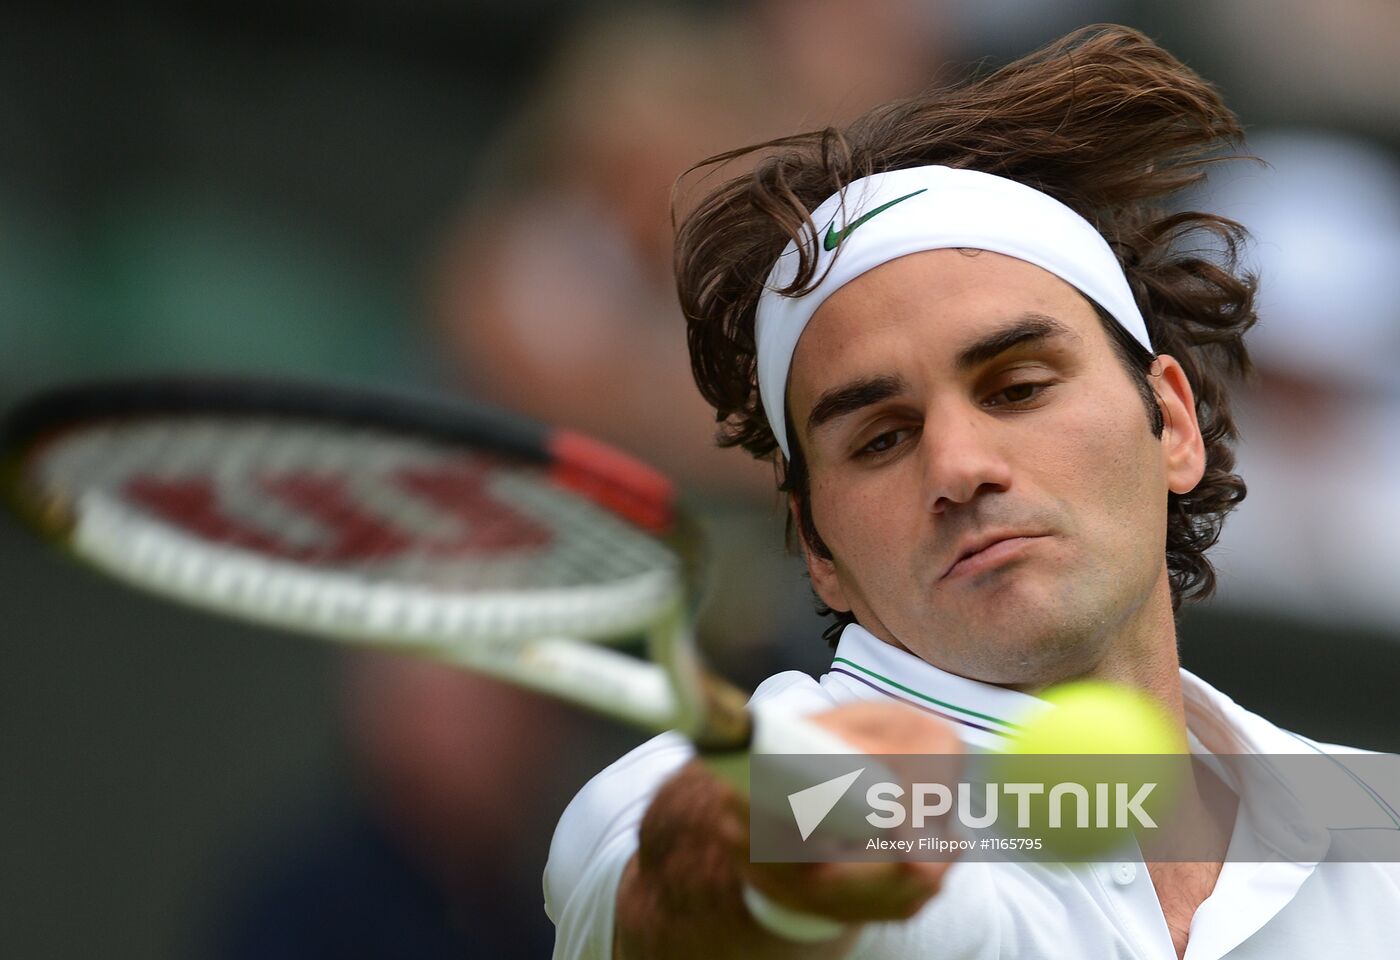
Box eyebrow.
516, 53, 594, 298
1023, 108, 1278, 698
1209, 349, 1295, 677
953, 313, 1080, 372
806, 374, 909, 434
802, 313, 1080, 439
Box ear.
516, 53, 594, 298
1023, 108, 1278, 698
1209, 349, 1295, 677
788, 494, 852, 614
1150, 355, 1206, 495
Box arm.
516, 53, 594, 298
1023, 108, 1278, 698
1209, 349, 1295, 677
614, 702, 963, 960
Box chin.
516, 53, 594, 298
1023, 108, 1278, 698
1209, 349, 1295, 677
929, 590, 1110, 686
945, 635, 1103, 688
948, 566, 1064, 621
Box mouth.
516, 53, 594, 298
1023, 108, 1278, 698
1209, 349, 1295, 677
940, 533, 1051, 582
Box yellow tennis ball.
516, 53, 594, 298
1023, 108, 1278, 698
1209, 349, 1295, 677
1011, 680, 1185, 756
988, 681, 1187, 859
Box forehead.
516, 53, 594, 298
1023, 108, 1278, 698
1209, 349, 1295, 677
790, 249, 1100, 383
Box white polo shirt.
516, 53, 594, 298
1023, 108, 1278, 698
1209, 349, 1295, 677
544, 624, 1400, 959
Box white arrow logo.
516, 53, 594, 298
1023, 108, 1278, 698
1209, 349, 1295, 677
787, 768, 865, 841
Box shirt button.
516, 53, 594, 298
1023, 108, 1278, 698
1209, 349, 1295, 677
1113, 862, 1137, 885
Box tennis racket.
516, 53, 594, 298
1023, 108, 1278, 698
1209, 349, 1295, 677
0, 376, 848, 787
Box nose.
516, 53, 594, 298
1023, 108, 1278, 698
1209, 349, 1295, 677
919, 409, 1013, 514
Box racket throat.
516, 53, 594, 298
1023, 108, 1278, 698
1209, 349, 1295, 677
647, 600, 752, 752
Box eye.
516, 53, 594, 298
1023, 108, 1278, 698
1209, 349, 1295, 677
985, 381, 1053, 408
856, 427, 914, 458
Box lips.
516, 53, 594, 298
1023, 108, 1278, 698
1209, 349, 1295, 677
939, 531, 1049, 581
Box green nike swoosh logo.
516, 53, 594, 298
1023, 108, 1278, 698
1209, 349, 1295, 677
822, 188, 928, 251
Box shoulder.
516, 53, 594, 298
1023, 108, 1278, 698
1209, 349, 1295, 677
751, 669, 839, 711
1255, 727, 1400, 846
1285, 731, 1379, 756
544, 728, 692, 915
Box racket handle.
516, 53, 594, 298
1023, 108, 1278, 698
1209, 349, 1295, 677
711, 705, 866, 942
742, 883, 849, 943
689, 672, 756, 752
698, 701, 864, 798
750, 702, 864, 756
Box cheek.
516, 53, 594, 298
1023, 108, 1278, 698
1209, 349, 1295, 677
811, 464, 920, 564
1044, 397, 1165, 544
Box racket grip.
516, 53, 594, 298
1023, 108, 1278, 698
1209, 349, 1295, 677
730, 706, 866, 943
750, 701, 865, 756
699, 701, 863, 796
749, 702, 884, 841
741, 883, 849, 943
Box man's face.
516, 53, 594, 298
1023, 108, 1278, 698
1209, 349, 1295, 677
788, 249, 1203, 687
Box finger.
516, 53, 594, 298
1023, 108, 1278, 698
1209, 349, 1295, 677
808, 701, 964, 756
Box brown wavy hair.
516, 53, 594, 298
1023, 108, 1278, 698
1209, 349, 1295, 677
673, 25, 1257, 642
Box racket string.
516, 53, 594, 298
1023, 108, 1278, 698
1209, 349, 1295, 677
29, 414, 688, 640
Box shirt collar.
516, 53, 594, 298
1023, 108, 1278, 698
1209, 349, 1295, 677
825, 622, 1391, 839
827, 622, 1312, 753
825, 623, 1046, 749
1179, 667, 1291, 753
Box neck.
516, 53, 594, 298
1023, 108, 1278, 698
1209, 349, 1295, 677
1081, 573, 1188, 736
1073, 573, 1238, 866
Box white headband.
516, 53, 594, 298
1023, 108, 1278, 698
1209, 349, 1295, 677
754, 165, 1152, 459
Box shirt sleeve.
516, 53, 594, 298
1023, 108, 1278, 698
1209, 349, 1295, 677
542, 671, 833, 959
543, 730, 690, 960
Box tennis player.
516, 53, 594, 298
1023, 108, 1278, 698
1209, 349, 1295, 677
545, 26, 1400, 960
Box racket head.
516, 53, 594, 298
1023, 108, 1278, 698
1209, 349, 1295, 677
0, 376, 706, 662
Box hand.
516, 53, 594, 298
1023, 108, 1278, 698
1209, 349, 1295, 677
616, 701, 964, 959
739, 701, 965, 924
